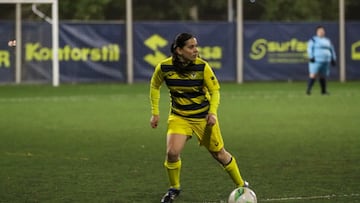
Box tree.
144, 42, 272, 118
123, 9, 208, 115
248, 0, 338, 21
60, 0, 115, 20
0, 0, 360, 21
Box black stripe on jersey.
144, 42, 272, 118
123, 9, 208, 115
165, 79, 203, 87
161, 65, 175, 72
172, 100, 209, 111
170, 91, 205, 98
187, 64, 205, 71
171, 110, 209, 118
161, 64, 205, 72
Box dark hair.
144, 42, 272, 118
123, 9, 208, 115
170, 33, 194, 55
170, 33, 195, 75
315, 25, 325, 32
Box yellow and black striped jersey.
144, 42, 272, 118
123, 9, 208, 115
150, 57, 220, 119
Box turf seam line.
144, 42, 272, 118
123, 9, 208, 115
262, 193, 360, 201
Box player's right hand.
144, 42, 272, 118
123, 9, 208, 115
331, 59, 336, 66
150, 115, 159, 128
206, 113, 217, 126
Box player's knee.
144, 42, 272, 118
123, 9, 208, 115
211, 152, 221, 161
210, 148, 229, 163
309, 74, 316, 78
166, 149, 180, 162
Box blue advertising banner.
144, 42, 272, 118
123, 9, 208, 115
0, 21, 359, 84
58, 23, 126, 82
243, 22, 339, 81
133, 22, 236, 82
22, 22, 53, 83
346, 22, 360, 80
0, 22, 126, 84
0, 22, 15, 83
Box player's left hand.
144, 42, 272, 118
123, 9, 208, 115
150, 115, 160, 128
206, 113, 217, 126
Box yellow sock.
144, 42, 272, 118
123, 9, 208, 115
224, 157, 245, 187
164, 159, 181, 189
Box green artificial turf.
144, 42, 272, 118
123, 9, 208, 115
0, 82, 359, 202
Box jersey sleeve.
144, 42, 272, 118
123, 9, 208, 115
330, 41, 337, 61
307, 38, 315, 59
149, 63, 164, 115
204, 63, 220, 115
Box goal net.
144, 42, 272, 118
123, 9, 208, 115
0, 0, 59, 86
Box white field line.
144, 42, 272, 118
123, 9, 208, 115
179, 193, 360, 203
0, 90, 357, 103
0, 94, 147, 103
262, 193, 360, 202
223, 91, 358, 100
4, 151, 90, 161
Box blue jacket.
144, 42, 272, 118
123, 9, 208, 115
307, 36, 336, 63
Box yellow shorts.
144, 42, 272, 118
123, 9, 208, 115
167, 114, 224, 152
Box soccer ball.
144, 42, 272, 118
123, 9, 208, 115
228, 187, 257, 203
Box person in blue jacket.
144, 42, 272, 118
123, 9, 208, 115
306, 25, 336, 95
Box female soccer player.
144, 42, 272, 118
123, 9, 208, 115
149, 33, 247, 203
306, 25, 336, 95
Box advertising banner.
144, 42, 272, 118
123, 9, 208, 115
346, 22, 360, 80
133, 22, 236, 82
0, 22, 15, 83
58, 23, 126, 83
243, 22, 339, 81
0, 21, 359, 84
0, 22, 126, 84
